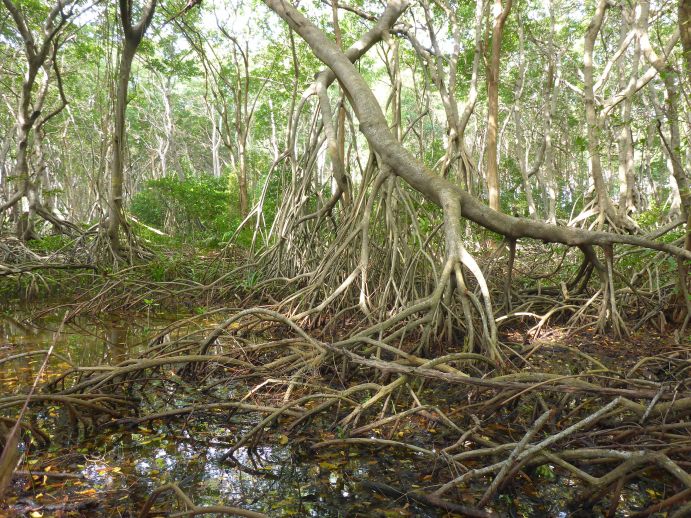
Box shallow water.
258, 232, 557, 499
1, 308, 445, 516
0, 307, 673, 517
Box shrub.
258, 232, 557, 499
131, 174, 235, 240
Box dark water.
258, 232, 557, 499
1, 308, 444, 517
0, 308, 669, 517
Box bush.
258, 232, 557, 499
130, 174, 235, 241
27, 234, 72, 254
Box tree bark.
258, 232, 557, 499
486, 0, 512, 212
108, 0, 157, 256
678, 0, 691, 221
583, 0, 614, 227
0, 0, 71, 221
679, 0, 691, 74
616, 6, 640, 216
513, 16, 536, 219
261, 0, 691, 262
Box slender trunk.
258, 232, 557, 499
0, 135, 10, 207
108, 39, 137, 254
649, 85, 682, 218
458, 0, 485, 140
679, 0, 691, 222
332, 0, 350, 206
515, 109, 536, 218
157, 75, 173, 178
542, 63, 559, 224
616, 125, 636, 214
512, 19, 536, 219
584, 0, 616, 227
667, 0, 691, 323
211, 111, 221, 177
639, 121, 656, 212
662, 77, 690, 219
534, 0, 559, 224
486, 0, 512, 212
108, 0, 157, 255
616, 6, 640, 216
237, 138, 249, 216
680, 0, 691, 75
268, 99, 280, 161
457, 0, 484, 191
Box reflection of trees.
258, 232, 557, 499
107, 325, 129, 364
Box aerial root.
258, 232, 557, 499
356, 478, 498, 518
5, 303, 690, 514
139, 482, 267, 518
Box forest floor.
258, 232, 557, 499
1, 239, 690, 517
1, 296, 688, 517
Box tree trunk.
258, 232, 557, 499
108, 38, 137, 254
664, 0, 691, 323
680, 0, 691, 74
0, 0, 72, 235
513, 16, 536, 219
261, 0, 691, 264
535, 0, 559, 224
237, 139, 249, 216
0, 47, 40, 217
486, 0, 512, 212
211, 111, 222, 178
678, 0, 691, 222
584, 0, 614, 227
108, 0, 157, 257
616, 4, 641, 216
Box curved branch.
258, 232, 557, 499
262, 0, 691, 260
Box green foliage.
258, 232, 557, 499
130, 174, 235, 242
635, 202, 685, 243
636, 202, 666, 229
573, 135, 588, 153
535, 464, 557, 481
143, 250, 222, 283
27, 234, 71, 254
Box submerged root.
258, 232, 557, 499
3, 303, 690, 515
139, 483, 267, 518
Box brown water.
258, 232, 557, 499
0, 307, 668, 517
1, 308, 447, 517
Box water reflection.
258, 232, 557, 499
1, 309, 669, 517
0, 309, 168, 394
107, 325, 129, 364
